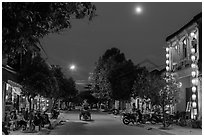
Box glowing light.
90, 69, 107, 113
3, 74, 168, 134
191, 55, 196, 61
166, 66, 170, 71
192, 86, 196, 93
190, 32, 195, 37
69, 64, 76, 71
192, 78, 198, 85
191, 63, 197, 69
166, 60, 170, 65
135, 6, 143, 14
192, 102, 197, 108
191, 71, 196, 77
192, 94, 196, 100
166, 54, 170, 58
166, 47, 169, 52
191, 48, 195, 54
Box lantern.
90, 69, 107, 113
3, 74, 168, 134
191, 63, 197, 69
166, 53, 170, 58
191, 71, 196, 77
192, 78, 198, 85
166, 60, 169, 65
191, 48, 195, 54
192, 86, 197, 93
166, 66, 170, 71
191, 55, 196, 62
192, 94, 196, 101
166, 47, 169, 52
192, 102, 197, 108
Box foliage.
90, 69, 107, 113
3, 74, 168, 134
2, 2, 96, 57
132, 66, 150, 99
51, 65, 78, 104
77, 90, 98, 104
92, 47, 135, 101
19, 55, 54, 98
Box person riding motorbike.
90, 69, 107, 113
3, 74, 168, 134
80, 100, 91, 120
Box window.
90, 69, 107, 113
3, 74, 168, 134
182, 38, 187, 58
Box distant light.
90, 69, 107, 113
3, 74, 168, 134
70, 64, 76, 71
135, 6, 143, 14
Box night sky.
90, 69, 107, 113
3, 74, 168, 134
40, 2, 201, 90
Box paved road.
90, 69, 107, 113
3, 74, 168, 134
49, 110, 170, 135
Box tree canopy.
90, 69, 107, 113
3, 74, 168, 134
3, 2, 96, 56
92, 47, 135, 101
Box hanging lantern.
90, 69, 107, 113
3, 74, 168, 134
166, 66, 170, 71
191, 55, 196, 62
192, 102, 197, 108
166, 60, 170, 64
166, 53, 170, 58
191, 48, 195, 54
192, 94, 196, 101
192, 78, 198, 85
192, 86, 197, 93
191, 71, 196, 77
191, 63, 197, 69
166, 47, 169, 52
190, 32, 195, 37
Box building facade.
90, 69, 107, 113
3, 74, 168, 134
165, 12, 202, 120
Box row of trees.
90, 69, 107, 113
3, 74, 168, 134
91, 48, 181, 116
2, 2, 97, 110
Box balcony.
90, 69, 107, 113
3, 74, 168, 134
172, 58, 191, 72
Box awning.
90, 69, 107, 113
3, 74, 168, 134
8, 80, 22, 88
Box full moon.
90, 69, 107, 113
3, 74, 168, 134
135, 6, 143, 14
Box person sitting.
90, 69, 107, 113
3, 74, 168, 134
17, 112, 27, 131
9, 111, 18, 131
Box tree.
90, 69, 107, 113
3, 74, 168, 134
2, 2, 96, 57
19, 54, 55, 130
132, 66, 150, 99
51, 65, 78, 109
92, 47, 135, 102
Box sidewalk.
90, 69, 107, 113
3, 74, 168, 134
9, 113, 66, 135
110, 113, 202, 135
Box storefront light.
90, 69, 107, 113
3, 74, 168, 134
192, 94, 196, 100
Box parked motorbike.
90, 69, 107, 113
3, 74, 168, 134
51, 109, 60, 119
2, 122, 10, 135
79, 109, 91, 121
40, 111, 51, 128
149, 112, 172, 127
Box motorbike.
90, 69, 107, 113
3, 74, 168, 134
2, 122, 10, 135
79, 109, 91, 121
40, 111, 51, 128
51, 109, 60, 119
149, 112, 173, 127
122, 112, 145, 125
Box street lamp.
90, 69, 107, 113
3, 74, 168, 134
69, 64, 76, 71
